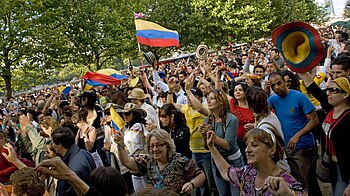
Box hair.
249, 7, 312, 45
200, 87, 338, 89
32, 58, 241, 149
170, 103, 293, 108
33, 111, 43, 123
159, 103, 187, 130
253, 64, 265, 73
78, 108, 89, 121
230, 82, 249, 105
207, 89, 231, 127
128, 110, 146, 127
179, 70, 188, 77
89, 166, 128, 196
51, 127, 75, 149
331, 56, 350, 71
281, 70, 300, 91
341, 31, 349, 41
10, 167, 45, 196
246, 86, 269, 115
244, 128, 284, 163
46, 140, 56, 152
38, 116, 60, 131
146, 129, 176, 159
268, 70, 284, 81
81, 92, 97, 110
271, 48, 280, 54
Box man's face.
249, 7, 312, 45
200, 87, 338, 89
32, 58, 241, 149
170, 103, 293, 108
330, 64, 349, 79
269, 75, 288, 97
178, 74, 185, 82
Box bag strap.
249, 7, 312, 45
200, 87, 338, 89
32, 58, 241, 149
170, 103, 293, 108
326, 108, 350, 153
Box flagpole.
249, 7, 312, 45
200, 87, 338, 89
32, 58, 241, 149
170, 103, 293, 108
134, 13, 149, 96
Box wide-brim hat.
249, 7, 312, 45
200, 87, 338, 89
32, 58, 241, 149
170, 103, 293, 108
128, 77, 140, 88
117, 103, 147, 118
103, 103, 123, 112
144, 52, 157, 66
128, 88, 148, 100
272, 22, 325, 73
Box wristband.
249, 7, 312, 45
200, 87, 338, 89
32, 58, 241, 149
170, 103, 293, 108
190, 182, 195, 189
117, 143, 126, 150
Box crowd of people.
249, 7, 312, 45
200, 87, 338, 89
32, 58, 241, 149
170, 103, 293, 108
0, 25, 349, 196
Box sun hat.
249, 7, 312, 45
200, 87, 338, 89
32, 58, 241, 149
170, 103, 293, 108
117, 103, 147, 118
128, 88, 148, 100
272, 22, 325, 73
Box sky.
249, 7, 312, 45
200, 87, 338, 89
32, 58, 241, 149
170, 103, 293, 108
316, 0, 347, 17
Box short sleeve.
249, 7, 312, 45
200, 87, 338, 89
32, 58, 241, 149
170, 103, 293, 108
227, 165, 244, 188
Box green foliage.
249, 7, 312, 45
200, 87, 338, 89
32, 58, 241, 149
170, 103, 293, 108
0, 0, 328, 96
345, 0, 350, 18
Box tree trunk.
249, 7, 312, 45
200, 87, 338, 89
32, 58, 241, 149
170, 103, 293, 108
3, 75, 12, 98
95, 52, 101, 71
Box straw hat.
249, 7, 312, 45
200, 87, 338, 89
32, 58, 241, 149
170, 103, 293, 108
117, 103, 147, 118
128, 88, 147, 100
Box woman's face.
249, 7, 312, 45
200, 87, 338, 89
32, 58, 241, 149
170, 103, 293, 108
40, 125, 52, 136
199, 84, 208, 96
234, 84, 245, 101
45, 145, 57, 159
159, 111, 170, 128
284, 75, 292, 89
149, 136, 167, 160
146, 120, 156, 131
207, 92, 220, 110
122, 112, 133, 123
245, 137, 274, 167
326, 81, 347, 107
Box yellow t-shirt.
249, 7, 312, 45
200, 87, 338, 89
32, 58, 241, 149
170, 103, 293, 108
180, 104, 208, 153
299, 72, 325, 107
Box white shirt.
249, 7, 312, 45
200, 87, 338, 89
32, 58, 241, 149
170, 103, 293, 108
141, 102, 160, 128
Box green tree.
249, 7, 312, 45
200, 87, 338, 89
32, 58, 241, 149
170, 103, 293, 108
59, 0, 144, 71
345, 0, 350, 18
0, 0, 70, 97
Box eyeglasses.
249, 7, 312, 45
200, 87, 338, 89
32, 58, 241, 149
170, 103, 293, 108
149, 143, 166, 150
326, 87, 345, 94
286, 79, 292, 83
81, 97, 88, 101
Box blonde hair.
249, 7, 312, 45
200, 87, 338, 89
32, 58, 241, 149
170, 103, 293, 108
38, 116, 60, 131
146, 129, 176, 159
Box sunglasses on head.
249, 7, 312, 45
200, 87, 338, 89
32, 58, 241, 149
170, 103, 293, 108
326, 87, 345, 94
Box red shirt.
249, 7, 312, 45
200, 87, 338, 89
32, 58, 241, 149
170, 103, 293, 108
230, 98, 255, 138
323, 109, 336, 156
0, 148, 17, 183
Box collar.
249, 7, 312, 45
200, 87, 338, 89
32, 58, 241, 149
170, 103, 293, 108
62, 144, 80, 164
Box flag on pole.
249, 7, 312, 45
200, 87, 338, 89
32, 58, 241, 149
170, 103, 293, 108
134, 12, 148, 19
110, 107, 125, 134
135, 19, 180, 47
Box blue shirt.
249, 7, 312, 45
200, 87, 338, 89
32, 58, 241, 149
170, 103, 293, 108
268, 90, 315, 150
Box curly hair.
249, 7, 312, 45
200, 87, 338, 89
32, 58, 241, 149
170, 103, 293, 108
146, 129, 176, 159
159, 103, 187, 130
10, 167, 45, 196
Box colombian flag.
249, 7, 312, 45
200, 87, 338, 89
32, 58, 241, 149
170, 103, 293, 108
110, 107, 125, 134
58, 86, 71, 96
135, 19, 180, 47
81, 69, 128, 87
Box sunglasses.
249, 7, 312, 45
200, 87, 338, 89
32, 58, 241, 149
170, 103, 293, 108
123, 112, 132, 116
326, 87, 345, 94
81, 97, 88, 101
159, 114, 168, 118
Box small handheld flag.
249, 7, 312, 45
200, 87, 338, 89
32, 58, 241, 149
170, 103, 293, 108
58, 86, 71, 96
110, 107, 125, 134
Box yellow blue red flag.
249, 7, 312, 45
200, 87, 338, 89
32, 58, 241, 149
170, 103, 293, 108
110, 107, 125, 134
